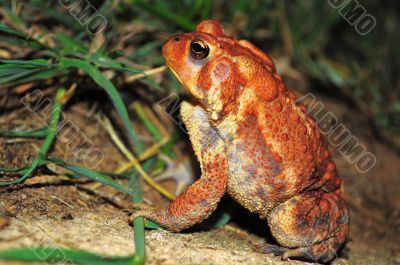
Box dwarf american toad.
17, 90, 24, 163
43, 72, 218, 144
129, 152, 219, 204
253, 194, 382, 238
131, 20, 350, 262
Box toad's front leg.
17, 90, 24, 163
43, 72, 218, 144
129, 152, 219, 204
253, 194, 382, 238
130, 102, 228, 232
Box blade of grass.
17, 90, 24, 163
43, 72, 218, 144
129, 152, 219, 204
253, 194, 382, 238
45, 157, 134, 196
57, 32, 89, 55
27, 1, 82, 31
0, 23, 57, 53
129, 173, 145, 265
0, 247, 135, 265
0, 88, 64, 186
4, 69, 64, 87
132, 0, 196, 31
0, 22, 25, 37
186, 0, 204, 20
0, 165, 31, 174
0, 59, 50, 66
89, 53, 142, 73
0, 127, 48, 138
132, 102, 162, 142
0, 59, 61, 86
129, 41, 160, 62
138, 78, 163, 91
59, 58, 144, 155
200, 0, 213, 19
125, 159, 162, 233
99, 113, 175, 200
2, 2, 25, 29
0, 68, 43, 84
0, 158, 134, 187
0, 67, 36, 76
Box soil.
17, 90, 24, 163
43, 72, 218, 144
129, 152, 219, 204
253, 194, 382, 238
0, 87, 399, 265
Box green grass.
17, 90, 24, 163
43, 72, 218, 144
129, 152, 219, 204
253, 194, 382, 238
0, 247, 136, 265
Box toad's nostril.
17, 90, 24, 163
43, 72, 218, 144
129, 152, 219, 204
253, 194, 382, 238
173, 36, 180, 42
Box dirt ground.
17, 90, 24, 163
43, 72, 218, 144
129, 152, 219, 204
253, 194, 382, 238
0, 88, 399, 265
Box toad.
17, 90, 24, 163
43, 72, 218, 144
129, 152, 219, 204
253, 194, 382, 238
131, 20, 350, 263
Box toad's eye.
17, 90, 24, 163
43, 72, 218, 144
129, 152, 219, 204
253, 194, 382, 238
190, 39, 209, 60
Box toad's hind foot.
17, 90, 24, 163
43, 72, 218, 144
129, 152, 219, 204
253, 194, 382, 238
256, 244, 319, 262
267, 190, 350, 263
257, 244, 312, 265
255, 244, 289, 256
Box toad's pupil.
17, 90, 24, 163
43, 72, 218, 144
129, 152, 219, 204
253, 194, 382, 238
190, 40, 209, 59
192, 43, 204, 52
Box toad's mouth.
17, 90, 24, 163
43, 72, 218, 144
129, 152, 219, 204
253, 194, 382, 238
165, 62, 204, 100
165, 63, 186, 90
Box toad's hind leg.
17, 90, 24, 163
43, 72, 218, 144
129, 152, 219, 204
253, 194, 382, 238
265, 190, 350, 263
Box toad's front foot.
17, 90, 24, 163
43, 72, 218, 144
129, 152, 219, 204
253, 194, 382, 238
128, 208, 157, 225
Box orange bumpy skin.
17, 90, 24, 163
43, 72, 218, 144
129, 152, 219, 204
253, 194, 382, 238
134, 20, 350, 263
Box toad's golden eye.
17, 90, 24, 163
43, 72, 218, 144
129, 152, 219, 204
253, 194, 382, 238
190, 39, 209, 60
